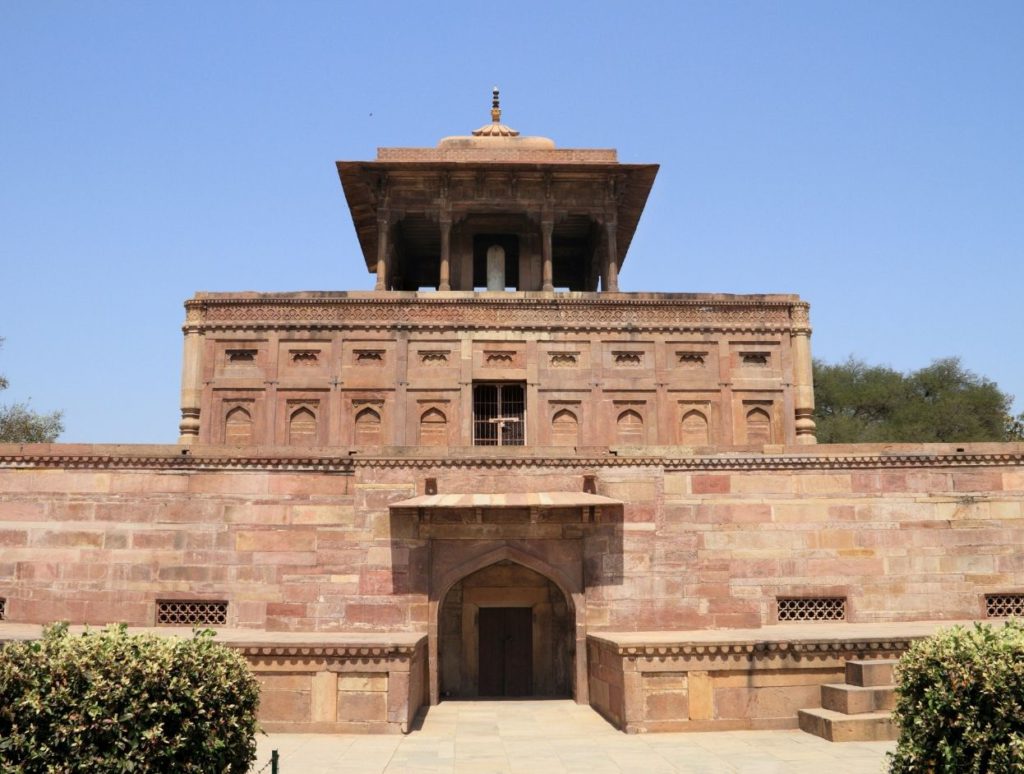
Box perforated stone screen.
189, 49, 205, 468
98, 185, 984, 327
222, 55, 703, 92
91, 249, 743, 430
986, 594, 1024, 618
0, 598, 5, 621
777, 597, 846, 622
156, 600, 227, 626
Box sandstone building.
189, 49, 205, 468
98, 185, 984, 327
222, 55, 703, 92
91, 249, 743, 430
2, 94, 1023, 735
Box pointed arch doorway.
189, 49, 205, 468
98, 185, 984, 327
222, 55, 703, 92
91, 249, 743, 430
439, 560, 571, 698
428, 545, 587, 705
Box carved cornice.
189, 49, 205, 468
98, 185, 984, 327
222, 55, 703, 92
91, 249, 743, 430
1, 450, 1022, 473
184, 296, 805, 335
609, 638, 912, 662
235, 644, 420, 660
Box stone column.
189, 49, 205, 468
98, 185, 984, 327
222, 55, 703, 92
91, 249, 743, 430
438, 215, 452, 291
791, 302, 817, 444
177, 304, 203, 444
375, 212, 390, 291
541, 216, 554, 292
603, 218, 619, 292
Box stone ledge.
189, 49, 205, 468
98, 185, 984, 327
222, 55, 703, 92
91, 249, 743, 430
588, 619, 987, 659
0, 623, 427, 658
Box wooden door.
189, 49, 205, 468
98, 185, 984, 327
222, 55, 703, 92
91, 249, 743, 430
478, 607, 532, 697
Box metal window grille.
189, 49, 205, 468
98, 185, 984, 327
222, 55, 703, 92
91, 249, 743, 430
0, 598, 5, 621
473, 383, 525, 446
986, 594, 1024, 618
156, 600, 227, 626
777, 597, 846, 622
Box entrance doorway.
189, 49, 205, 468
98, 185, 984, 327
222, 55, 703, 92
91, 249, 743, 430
478, 607, 533, 696
439, 560, 571, 698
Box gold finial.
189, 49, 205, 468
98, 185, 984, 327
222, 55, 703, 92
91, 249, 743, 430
491, 86, 501, 123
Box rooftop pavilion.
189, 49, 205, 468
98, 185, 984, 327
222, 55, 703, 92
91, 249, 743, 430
337, 89, 658, 293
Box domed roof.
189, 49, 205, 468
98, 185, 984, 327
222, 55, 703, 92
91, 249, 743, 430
437, 88, 555, 150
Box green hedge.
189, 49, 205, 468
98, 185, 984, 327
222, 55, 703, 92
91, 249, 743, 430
0, 623, 260, 773
890, 620, 1024, 773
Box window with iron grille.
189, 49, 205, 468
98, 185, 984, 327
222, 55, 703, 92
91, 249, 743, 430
986, 594, 1024, 618
0, 598, 5, 621
473, 383, 525, 446
777, 596, 846, 622
156, 600, 227, 626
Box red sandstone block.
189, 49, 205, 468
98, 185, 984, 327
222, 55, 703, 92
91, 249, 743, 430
102, 532, 128, 549
109, 564, 152, 582
954, 470, 1004, 492
266, 602, 309, 618
692, 475, 730, 494
224, 503, 288, 524
131, 530, 183, 549
60, 564, 109, 581
236, 530, 316, 552
0, 502, 45, 521
109, 473, 189, 495
336, 691, 387, 723
359, 569, 394, 595
280, 585, 320, 603
252, 551, 318, 566
0, 530, 28, 547
645, 691, 689, 721
92, 503, 152, 523
904, 471, 953, 492
187, 473, 268, 495
31, 530, 104, 548
712, 612, 761, 628
269, 474, 352, 496
625, 504, 656, 523
17, 562, 61, 581
157, 565, 225, 582
232, 565, 279, 583
0, 563, 16, 578
345, 603, 406, 627
155, 501, 224, 524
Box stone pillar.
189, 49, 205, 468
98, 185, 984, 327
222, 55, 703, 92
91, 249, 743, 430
438, 215, 452, 291
541, 217, 554, 292
177, 304, 203, 444
791, 302, 817, 444
375, 212, 390, 291
603, 218, 619, 292
486, 245, 505, 291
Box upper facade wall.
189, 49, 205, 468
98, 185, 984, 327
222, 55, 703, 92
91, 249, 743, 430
178, 292, 815, 448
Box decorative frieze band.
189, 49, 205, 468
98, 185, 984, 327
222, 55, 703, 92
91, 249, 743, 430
0, 450, 1021, 473
187, 297, 800, 333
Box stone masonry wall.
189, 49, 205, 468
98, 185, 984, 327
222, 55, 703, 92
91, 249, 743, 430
1, 443, 1022, 633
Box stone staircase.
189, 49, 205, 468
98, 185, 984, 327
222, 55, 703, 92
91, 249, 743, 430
798, 658, 899, 742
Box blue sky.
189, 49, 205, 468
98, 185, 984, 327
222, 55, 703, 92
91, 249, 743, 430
2, 2, 1022, 443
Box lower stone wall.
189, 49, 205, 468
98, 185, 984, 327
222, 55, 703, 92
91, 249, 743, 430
246, 635, 428, 733
587, 627, 921, 732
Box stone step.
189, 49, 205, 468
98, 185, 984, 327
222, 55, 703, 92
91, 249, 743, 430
798, 707, 899, 743
821, 683, 896, 714
845, 658, 898, 687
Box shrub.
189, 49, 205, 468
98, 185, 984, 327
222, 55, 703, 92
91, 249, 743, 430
889, 620, 1024, 773
0, 623, 260, 773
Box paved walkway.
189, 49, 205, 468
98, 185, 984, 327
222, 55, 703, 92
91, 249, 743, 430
253, 700, 894, 773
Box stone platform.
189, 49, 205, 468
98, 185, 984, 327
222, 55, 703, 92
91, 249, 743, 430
0, 619, 979, 736
586, 620, 977, 733
0, 624, 428, 734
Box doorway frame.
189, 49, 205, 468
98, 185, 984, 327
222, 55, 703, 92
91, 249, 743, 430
428, 544, 587, 706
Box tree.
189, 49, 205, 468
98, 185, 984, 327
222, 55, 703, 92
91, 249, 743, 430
813, 356, 1018, 443
0, 338, 64, 443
